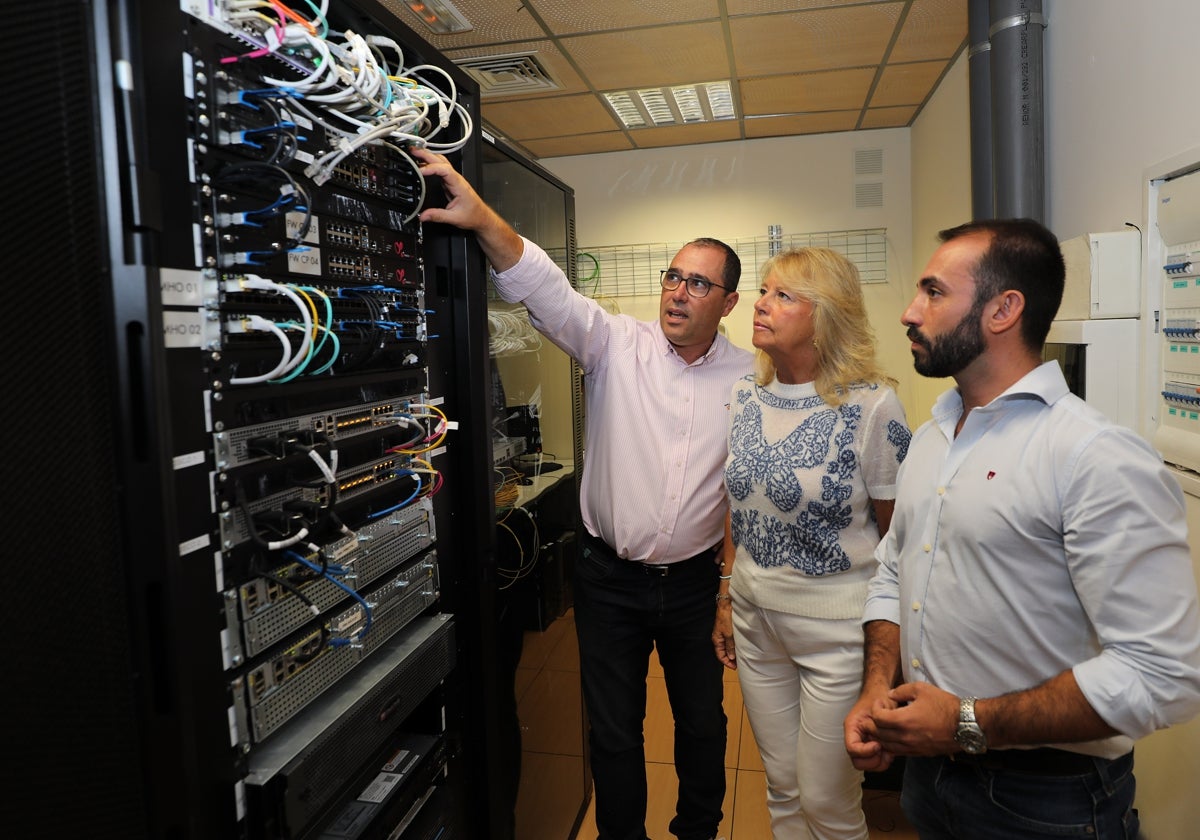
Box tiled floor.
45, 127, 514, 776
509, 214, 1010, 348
515, 609, 918, 840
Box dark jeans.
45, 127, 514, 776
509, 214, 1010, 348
901, 750, 1138, 839
574, 534, 726, 840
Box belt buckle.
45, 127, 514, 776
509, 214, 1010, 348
639, 562, 670, 576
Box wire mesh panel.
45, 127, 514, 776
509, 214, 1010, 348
566, 228, 888, 298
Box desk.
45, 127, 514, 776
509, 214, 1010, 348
514, 458, 575, 507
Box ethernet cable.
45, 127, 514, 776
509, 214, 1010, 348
212, 161, 312, 248
227, 315, 294, 385
386, 403, 448, 454
409, 457, 443, 496
285, 548, 374, 647
365, 469, 423, 521
225, 275, 314, 379
235, 482, 311, 551
379, 414, 427, 451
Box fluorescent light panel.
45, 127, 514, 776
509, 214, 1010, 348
404, 0, 473, 34
604, 81, 736, 129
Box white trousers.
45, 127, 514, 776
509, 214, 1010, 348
732, 604, 869, 840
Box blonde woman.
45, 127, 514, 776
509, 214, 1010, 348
712, 248, 910, 839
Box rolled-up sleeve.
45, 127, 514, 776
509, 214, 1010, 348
1065, 429, 1200, 738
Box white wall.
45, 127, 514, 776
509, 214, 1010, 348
1044, 2, 1200, 836
1045, 0, 1200, 240
906, 52, 972, 426
541, 131, 915, 395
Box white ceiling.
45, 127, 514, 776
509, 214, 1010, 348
382, 0, 968, 159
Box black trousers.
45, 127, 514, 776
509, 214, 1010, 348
574, 533, 726, 840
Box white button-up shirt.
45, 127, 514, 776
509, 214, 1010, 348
864, 362, 1200, 757
492, 238, 752, 562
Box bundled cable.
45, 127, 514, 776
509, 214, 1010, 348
285, 548, 374, 648
213, 161, 312, 252
223, 274, 315, 384
215, 4, 470, 180
385, 403, 449, 454
496, 505, 540, 590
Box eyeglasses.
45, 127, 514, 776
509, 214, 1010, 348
659, 268, 731, 298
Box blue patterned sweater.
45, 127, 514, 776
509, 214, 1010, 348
724, 375, 910, 619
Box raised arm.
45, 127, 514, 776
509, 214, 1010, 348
412, 146, 524, 272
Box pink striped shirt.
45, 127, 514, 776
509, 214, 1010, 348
492, 239, 752, 563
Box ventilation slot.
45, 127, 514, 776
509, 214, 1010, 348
855, 182, 884, 208
604, 81, 736, 129
454, 52, 561, 97
855, 148, 884, 176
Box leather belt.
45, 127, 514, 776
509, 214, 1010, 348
948, 747, 1116, 776
581, 531, 717, 575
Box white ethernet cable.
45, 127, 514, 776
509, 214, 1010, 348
223, 275, 314, 383
226, 315, 293, 385
215, 1, 469, 207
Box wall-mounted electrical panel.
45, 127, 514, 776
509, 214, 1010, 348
16, 1, 505, 838
1149, 161, 1200, 477
1046, 229, 1142, 433
1058, 229, 1141, 320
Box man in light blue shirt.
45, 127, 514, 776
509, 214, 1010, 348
844, 218, 1200, 839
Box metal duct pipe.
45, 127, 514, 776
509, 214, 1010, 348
989, 0, 1046, 221
968, 0, 993, 220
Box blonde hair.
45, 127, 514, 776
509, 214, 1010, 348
754, 247, 895, 405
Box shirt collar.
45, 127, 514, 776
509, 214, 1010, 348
931, 360, 1070, 428
654, 320, 723, 366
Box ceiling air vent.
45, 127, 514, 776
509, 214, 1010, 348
604, 81, 736, 129
454, 52, 561, 97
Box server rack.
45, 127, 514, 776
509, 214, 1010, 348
11, 1, 497, 837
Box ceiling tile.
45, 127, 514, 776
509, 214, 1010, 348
484, 93, 620, 140
558, 22, 730, 91
730, 3, 904, 76
890, 0, 969, 62
727, 0, 885, 14
859, 105, 918, 128
740, 68, 876, 115
523, 133, 635, 157
869, 60, 948, 107
629, 121, 743, 149
379, 0, 546, 49
528, 0, 721, 35
744, 112, 860, 139
371, 0, 968, 157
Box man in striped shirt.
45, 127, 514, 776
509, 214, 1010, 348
417, 148, 752, 840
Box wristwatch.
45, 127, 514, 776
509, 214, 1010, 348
954, 696, 988, 755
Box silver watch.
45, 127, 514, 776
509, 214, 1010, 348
954, 696, 988, 754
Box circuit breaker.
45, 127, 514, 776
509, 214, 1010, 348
1153, 169, 1200, 475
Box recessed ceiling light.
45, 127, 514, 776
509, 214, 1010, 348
403, 0, 473, 34
604, 81, 736, 129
